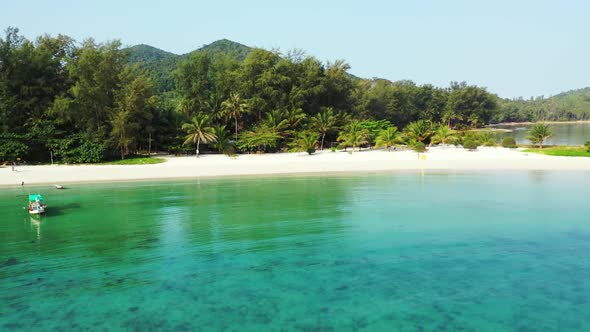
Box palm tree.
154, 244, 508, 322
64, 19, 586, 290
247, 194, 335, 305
375, 126, 401, 151
182, 113, 217, 157
285, 107, 307, 131
404, 120, 432, 143
527, 123, 552, 148
263, 109, 290, 135
431, 125, 457, 146
338, 120, 370, 152
468, 114, 480, 128
311, 107, 337, 150
442, 110, 462, 128
212, 124, 231, 154
295, 131, 320, 155
221, 93, 249, 141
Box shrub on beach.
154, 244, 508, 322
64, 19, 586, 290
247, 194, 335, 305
463, 139, 478, 150
410, 141, 426, 152
294, 131, 319, 155
223, 145, 236, 157
479, 137, 497, 146
502, 137, 517, 148
585, 141, 590, 152
479, 132, 497, 146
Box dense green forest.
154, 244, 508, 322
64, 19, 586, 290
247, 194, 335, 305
1, 27, 588, 163
127, 39, 252, 92
497, 88, 590, 122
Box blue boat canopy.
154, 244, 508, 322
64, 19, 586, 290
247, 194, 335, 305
29, 194, 44, 202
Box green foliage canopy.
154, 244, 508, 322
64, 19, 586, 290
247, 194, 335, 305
527, 123, 553, 148
4, 26, 588, 164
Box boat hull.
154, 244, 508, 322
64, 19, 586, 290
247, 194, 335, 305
28, 194, 46, 215
29, 206, 46, 215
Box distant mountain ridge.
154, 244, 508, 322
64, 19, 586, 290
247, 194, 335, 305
127, 44, 176, 63
195, 39, 252, 60
127, 39, 251, 60
126, 39, 252, 92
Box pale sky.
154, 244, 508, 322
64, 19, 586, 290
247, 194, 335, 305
2, 0, 589, 98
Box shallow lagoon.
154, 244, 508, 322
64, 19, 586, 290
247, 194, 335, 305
2, 172, 590, 331
496, 122, 590, 146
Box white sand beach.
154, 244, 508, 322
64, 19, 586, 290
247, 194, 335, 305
2, 147, 590, 186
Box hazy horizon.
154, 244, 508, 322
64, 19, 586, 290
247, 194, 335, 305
2, 0, 589, 99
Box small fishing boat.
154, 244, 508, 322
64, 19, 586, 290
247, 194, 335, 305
54, 184, 64, 189
28, 194, 46, 215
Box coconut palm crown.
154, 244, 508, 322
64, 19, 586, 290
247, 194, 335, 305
221, 93, 249, 141
527, 123, 552, 148
404, 120, 433, 143
311, 107, 337, 150
182, 113, 217, 157
431, 125, 457, 146
295, 131, 320, 155
375, 126, 401, 151
338, 120, 370, 152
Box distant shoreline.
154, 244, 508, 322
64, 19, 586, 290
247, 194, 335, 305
490, 120, 590, 126
2, 147, 590, 187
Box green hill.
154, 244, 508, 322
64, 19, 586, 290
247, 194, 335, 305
126, 39, 251, 92
193, 39, 251, 61
126, 44, 176, 63
544, 88, 590, 120
498, 87, 590, 122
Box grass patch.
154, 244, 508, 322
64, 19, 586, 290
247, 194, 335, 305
100, 157, 166, 165
523, 146, 590, 157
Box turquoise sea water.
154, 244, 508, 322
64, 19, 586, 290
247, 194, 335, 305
2, 172, 590, 331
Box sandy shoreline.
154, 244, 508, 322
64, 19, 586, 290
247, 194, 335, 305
2, 147, 590, 186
